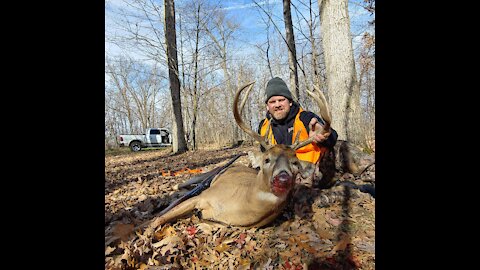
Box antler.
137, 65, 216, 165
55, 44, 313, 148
233, 81, 271, 150
309, 84, 331, 129
291, 85, 332, 151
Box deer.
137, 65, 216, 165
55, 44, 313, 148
137, 81, 332, 233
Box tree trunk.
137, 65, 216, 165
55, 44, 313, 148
178, 13, 191, 148
307, 0, 323, 93
318, 0, 362, 143
191, 3, 201, 151
283, 0, 299, 101
164, 0, 188, 153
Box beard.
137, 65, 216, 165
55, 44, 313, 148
271, 108, 289, 120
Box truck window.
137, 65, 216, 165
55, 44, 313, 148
161, 130, 170, 144
150, 129, 160, 135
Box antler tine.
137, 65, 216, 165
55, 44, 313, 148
308, 85, 331, 129
293, 130, 301, 145
233, 81, 271, 150
291, 134, 316, 151
239, 82, 253, 115
291, 85, 332, 151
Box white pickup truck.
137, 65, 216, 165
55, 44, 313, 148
118, 128, 173, 152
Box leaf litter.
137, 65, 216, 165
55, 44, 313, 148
105, 145, 375, 269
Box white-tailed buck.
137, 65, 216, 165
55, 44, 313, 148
142, 81, 332, 230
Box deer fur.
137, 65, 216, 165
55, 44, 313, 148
146, 145, 314, 229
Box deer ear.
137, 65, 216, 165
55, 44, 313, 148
298, 160, 316, 179
248, 150, 263, 169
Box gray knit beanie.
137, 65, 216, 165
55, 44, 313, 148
265, 77, 293, 103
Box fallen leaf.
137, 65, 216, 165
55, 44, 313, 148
105, 246, 116, 256
239, 257, 251, 266
113, 223, 134, 241
235, 233, 247, 247
188, 168, 203, 174
196, 223, 213, 235
235, 233, 247, 245
186, 225, 197, 237
214, 243, 230, 253
332, 238, 350, 253
152, 235, 184, 249
346, 254, 362, 268
325, 212, 342, 226
245, 239, 257, 251
279, 250, 295, 258
153, 225, 176, 240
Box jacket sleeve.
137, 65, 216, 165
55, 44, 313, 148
299, 111, 337, 148
323, 127, 338, 148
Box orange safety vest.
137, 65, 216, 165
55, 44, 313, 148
260, 108, 328, 164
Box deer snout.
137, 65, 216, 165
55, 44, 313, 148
271, 171, 294, 196
273, 171, 292, 184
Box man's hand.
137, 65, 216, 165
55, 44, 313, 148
308, 118, 330, 143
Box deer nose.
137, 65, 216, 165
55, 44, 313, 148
274, 171, 292, 184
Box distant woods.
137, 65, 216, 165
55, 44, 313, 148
105, 0, 375, 153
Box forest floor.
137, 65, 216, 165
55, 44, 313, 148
105, 143, 375, 270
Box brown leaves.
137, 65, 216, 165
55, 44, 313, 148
152, 235, 184, 255
214, 243, 229, 253
153, 225, 176, 240
325, 211, 343, 227
235, 232, 247, 248
105, 145, 375, 269
105, 246, 116, 256
112, 223, 134, 241
331, 234, 351, 254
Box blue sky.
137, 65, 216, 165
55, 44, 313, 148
105, 0, 374, 65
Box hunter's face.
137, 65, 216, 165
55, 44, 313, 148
266, 96, 292, 120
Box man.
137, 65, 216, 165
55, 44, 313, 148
258, 77, 338, 187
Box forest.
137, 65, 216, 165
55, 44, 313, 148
105, 0, 375, 153
105, 0, 375, 269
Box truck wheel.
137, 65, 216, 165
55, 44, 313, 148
130, 142, 142, 152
